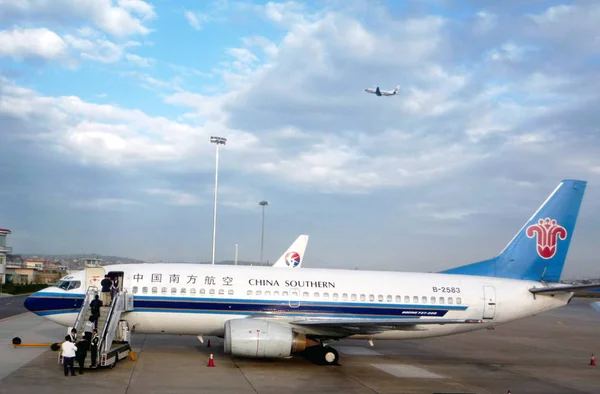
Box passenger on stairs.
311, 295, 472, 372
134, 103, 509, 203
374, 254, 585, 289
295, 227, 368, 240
75, 338, 89, 374
101, 275, 112, 305
84, 316, 95, 341
90, 329, 99, 368
90, 295, 102, 324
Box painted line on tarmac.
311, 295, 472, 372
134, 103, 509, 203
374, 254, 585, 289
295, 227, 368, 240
0, 312, 32, 323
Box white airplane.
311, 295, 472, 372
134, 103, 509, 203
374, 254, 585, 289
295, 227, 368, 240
272, 235, 309, 268
24, 179, 600, 366
365, 85, 399, 96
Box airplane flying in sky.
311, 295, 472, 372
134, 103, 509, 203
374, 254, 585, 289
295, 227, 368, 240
272, 235, 309, 268
24, 179, 600, 366
365, 85, 400, 96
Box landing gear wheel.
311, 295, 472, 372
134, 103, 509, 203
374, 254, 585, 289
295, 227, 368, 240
320, 346, 339, 366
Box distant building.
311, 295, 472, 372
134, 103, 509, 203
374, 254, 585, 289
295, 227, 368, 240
0, 228, 11, 288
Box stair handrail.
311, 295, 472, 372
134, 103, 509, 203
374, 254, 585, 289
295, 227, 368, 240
99, 290, 124, 353
73, 286, 96, 335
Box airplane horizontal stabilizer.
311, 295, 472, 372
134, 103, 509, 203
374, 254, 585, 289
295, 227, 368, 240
529, 283, 600, 295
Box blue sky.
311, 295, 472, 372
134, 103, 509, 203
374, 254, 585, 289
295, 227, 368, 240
1, 0, 600, 278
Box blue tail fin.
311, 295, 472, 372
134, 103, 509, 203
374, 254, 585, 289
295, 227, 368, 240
441, 179, 587, 282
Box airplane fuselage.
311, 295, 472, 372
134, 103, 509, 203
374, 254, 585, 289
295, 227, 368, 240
24, 263, 569, 340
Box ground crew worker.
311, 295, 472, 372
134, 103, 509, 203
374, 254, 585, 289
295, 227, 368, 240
90, 329, 99, 368
61, 335, 77, 377
69, 328, 77, 342
111, 276, 119, 299
100, 275, 112, 305
75, 338, 89, 374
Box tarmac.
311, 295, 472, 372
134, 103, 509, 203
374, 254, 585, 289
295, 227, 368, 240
1, 297, 600, 394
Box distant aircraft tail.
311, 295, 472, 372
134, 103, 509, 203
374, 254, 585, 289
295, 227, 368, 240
272, 235, 309, 268
393, 85, 400, 94
441, 179, 587, 283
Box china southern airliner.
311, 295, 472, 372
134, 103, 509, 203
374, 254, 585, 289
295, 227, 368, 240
24, 180, 600, 365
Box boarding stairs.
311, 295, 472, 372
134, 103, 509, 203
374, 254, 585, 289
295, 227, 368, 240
65, 287, 134, 368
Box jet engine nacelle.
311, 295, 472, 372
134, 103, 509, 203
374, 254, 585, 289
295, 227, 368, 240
223, 319, 308, 358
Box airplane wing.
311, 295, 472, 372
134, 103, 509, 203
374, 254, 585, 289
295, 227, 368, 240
529, 283, 600, 295
287, 317, 483, 336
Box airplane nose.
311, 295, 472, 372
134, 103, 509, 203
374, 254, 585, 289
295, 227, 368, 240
23, 292, 41, 314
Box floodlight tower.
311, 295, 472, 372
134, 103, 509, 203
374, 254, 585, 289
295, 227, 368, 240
259, 200, 268, 265
210, 136, 227, 265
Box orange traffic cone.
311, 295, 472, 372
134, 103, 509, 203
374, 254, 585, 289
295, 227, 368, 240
590, 354, 596, 366
207, 339, 211, 347
207, 353, 215, 367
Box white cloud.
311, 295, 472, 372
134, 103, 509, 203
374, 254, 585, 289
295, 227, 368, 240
0, 0, 155, 37
126, 53, 153, 67
72, 198, 142, 210
145, 189, 201, 206
184, 10, 209, 31
0, 28, 68, 61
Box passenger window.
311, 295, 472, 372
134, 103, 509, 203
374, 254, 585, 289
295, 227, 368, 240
273, 291, 279, 296
256, 290, 262, 296
247, 290, 252, 295
151, 287, 158, 294
387, 295, 392, 302
448, 297, 453, 304
439, 297, 445, 304
209, 289, 215, 295
323, 293, 329, 300
351, 294, 357, 301
133, 286, 138, 294
422, 296, 427, 304
161, 287, 167, 295
228, 289, 234, 295
265, 291, 271, 296
303, 292, 309, 298
282, 291, 288, 296
342, 293, 348, 301
200, 289, 205, 295
369, 294, 375, 302
218, 289, 224, 295
431, 296, 436, 304
413, 296, 418, 303
171, 288, 176, 295
404, 296, 410, 303
180, 288, 186, 295
395, 295, 401, 302
313, 292, 319, 298
457, 297, 462, 305
333, 293, 338, 301
190, 288, 196, 295
378, 295, 383, 302
359, 294, 365, 301
142, 287, 148, 294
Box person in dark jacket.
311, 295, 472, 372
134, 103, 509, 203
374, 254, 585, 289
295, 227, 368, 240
89, 294, 102, 325
75, 338, 89, 374
100, 276, 112, 305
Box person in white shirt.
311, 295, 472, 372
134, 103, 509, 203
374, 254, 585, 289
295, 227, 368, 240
61, 336, 77, 376
84, 316, 95, 341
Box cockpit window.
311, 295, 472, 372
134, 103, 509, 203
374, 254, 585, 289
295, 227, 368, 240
53, 280, 81, 291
